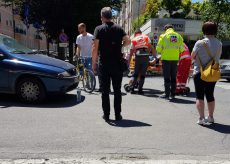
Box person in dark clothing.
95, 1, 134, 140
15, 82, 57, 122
92, 7, 131, 122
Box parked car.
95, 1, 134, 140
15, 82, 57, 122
0, 34, 79, 103
220, 41, 230, 82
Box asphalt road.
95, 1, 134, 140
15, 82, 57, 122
0, 77, 230, 162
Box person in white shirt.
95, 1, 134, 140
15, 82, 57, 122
75, 23, 94, 70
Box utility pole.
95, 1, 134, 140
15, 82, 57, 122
137, 0, 140, 27
11, 2, 16, 39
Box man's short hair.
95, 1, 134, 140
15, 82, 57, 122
164, 24, 173, 31
78, 23, 86, 28
202, 22, 218, 36
101, 7, 112, 19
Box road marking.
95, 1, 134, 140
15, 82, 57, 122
217, 85, 230, 90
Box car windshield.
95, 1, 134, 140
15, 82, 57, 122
0, 35, 33, 54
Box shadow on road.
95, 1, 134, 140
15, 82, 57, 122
108, 119, 152, 128
0, 93, 85, 109
141, 88, 164, 98
204, 123, 230, 134
170, 97, 196, 104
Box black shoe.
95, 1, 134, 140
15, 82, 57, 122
159, 94, 169, 100
169, 95, 175, 100
138, 90, 144, 95
130, 89, 136, 94
102, 115, 110, 122
115, 114, 123, 121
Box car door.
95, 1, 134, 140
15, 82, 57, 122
0, 51, 9, 90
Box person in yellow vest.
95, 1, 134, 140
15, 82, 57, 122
156, 24, 184, 100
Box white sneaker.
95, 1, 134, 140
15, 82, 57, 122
197, 118, 206, 125
206, 116, 215, 124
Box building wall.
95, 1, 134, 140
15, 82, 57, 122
0, 1, 47, 50
140, 18, 203, 42
117, 0, 147, 35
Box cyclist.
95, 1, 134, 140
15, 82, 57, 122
75, 23, 94, 70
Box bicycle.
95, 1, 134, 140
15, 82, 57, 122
75, 58, 96, 93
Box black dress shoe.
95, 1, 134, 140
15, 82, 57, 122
102, 115, 110, 122
159, 94, 170, 100
115, 114, 123, 121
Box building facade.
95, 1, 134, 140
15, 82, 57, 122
0, 1, 47, 50
117, 0, 147, 35
140, 18, 203, 43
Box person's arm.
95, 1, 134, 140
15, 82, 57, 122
150, 44, 156, 57
156, 34, 164, 54
122, 35, 131, 47
76, 44, 81, 58
92, 39, 99, 73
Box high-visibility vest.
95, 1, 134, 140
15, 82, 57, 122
132, 34, 151, 50
179, 44, 191, 61
156, 28, 184, 61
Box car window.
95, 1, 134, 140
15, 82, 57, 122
0, 35, 33, 54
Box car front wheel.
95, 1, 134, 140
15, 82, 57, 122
16, 78, 46, 103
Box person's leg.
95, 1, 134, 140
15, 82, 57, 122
162, 61, 171, 97
138, 56, 149, 93
170, 61, 178, 97
111, 71, 123, 120
99, 66, 111, 119
194, 73, 205, 121
205, 82, 216, 119
196, 99, 205, 119
131, 56, 141, 92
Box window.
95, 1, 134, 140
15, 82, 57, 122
0, 13, 1, 22
6, 20, 8, 26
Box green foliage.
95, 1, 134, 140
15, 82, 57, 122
132, 0, 160, 32
161, 0, 191, 18
200, 0, 230, 40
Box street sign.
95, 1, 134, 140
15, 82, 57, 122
59, 43, 68, 48
153, 34, 158, 43
59, 33, 68, 43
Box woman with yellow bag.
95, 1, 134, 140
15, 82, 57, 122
191, 22, 222, 126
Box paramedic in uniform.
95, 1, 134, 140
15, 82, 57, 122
129, 28, 156, 95
156, 24, 184, 100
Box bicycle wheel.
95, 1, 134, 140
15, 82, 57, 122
83, 69, 96, 93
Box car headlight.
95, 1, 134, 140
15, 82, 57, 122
58, 71, 71, 78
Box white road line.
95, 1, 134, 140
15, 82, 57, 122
216, 85, 230, 90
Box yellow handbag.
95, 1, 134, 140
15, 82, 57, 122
198, 42, 220, 82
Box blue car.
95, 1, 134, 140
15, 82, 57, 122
0, 34, 79, 103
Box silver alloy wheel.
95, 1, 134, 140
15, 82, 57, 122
20, 81, 40, 101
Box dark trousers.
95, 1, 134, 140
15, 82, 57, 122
132, 56, 149, 90
99, 66, 123, 116
162, 60, 178, 96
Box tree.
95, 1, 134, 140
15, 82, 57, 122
132, 0, 160, 32
200, 0, 230, 40
161, 0, 191, 18
9, 0, 123, 62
